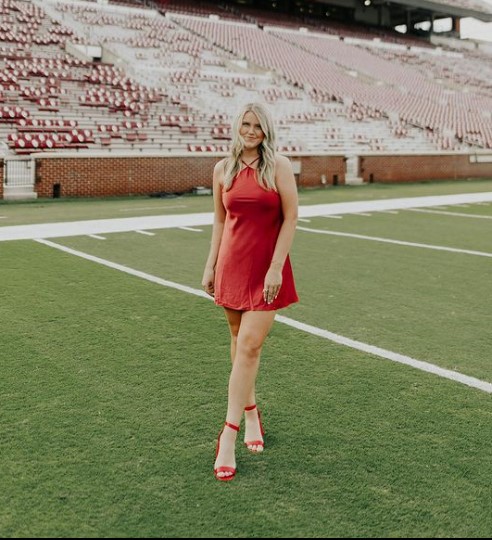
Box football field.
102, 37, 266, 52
1, 180, 491, 537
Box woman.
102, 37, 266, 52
202, 102, 299, 481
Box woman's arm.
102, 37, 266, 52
202, 160, 227, 297
263, 155, 298, 304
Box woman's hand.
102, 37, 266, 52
263, 266, 282, 304
202, 267, 215, 297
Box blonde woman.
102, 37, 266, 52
202, 102, 299, 481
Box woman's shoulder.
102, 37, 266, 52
213, 158, 229, 185
214, 157, 228, 173
275, 153, 293, 171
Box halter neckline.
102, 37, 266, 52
241, 156, 260, 168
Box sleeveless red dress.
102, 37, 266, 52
214, 159, 299, 311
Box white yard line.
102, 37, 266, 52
297, 226, 492, 258
119, 205, 187, 212
179, 226, 203, 232
322, 215, 343, 219
88, 234, 106, 240
36, 239, 208, 298
408, 208, 492, 220
34, 239, 492, 394
297, 218, 311, 223
2, 191, 492, 242
135, 230, 156, 236
275, 316, 492, 394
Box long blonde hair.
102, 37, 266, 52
223, 102, 277, 191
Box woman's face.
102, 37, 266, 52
239, 111, 265, 151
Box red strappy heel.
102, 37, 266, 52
214, 421, 240, 481
244, 404, 265, 453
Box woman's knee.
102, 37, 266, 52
237, 333, 263, 361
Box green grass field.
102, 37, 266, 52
1, 181, 491, 537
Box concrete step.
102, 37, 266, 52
3, 186, 38, 201
345, 176, 364, 185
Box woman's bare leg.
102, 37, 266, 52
224, 307, 241, 364
224, 308, 256, 405
214, 310, 276, 478
223, 308, 264, 452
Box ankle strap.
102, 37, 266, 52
225, 421, 240, 432
244, 404, 257, 411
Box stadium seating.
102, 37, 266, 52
1, 0, 491, 157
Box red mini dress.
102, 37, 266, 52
214, 160, 299, 311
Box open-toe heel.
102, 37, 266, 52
214, 421, 240, 481
244, 404, 265, 453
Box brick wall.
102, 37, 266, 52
6, 152, 489, 200
360, 154, 492, 183
34, 155, 219, 198
296, 155, 346, 187
33, 153, 347, 198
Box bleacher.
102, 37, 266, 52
1, 0, 491, 157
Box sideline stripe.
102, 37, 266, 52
34, 239, 492, 394
88, 234, 106, 240
409, 208, 492, 220
135, 230, 155, 236
4, 191, 492, 242
297, 226, 492, 258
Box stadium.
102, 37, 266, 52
1, 1, 492, 538
0, 0, 492, 198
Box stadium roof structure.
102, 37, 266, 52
389, 0, 492, 21
313, 0, 492, 24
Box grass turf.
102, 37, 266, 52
1, 240, 491, 537
1, 181, 492, 537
